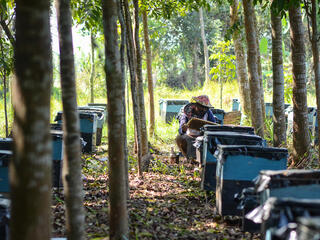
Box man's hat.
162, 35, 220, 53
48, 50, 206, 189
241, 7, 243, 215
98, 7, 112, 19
191, 95, 212, 108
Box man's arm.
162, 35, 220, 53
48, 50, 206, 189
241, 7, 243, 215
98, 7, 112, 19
178, 114, 188, 135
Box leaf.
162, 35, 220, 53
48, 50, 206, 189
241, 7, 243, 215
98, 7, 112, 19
259, 37, 268, 55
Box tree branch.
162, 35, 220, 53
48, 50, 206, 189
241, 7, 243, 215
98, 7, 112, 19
0, 19, 15, 47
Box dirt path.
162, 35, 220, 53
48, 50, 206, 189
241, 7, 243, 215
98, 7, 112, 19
52, 146, 260, 239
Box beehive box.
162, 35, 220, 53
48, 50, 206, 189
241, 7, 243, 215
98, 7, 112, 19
200, 132, 266, 191
215, 145, 287, 216
159, 99, 189, 123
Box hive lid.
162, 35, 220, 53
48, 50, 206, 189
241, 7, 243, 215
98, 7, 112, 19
201, 124, 254, 134
254, 169, 320, 192
216, 145, 288, 160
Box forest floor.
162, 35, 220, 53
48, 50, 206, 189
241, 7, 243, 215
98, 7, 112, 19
52, 140, 261, 240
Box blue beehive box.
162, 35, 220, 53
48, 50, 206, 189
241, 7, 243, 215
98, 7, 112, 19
234, 187, 260, 233
88, 103, 107, 122
51, 130, 63, 188
215, 145, 287, 216
254, 169, 320, 204
159, 99, 189, 123
0, 139, 12, 151
55, 111, 97, 153
232, 99, 240, 111
265, 103, 273, 118
0, 151, 11, 193
247, 198, 320, 240
210, 108, 225, 124
78, 107, 105, 146
200, 132, 266, 192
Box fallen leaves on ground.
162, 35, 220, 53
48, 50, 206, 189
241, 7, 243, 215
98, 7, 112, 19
52, 145, 260, 239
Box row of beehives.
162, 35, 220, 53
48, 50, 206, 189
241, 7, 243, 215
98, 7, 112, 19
232, 98, 319, 145
0, 103, 107, 239
0, 103, 106, 190
159, 99, 226, 124
194, 124, 320, 240
159, 98, 319, 145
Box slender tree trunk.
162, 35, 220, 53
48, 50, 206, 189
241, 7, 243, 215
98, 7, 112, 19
271, 8, 286, 147
0, 40, 9, 137
289, 4, 310, 164
123, 0, 142, 176
56, 0, 85, 239
3, 72, 8, 137
309, 0, 320, 162
117, 0, 129, 199
103, 0, 129, 238
90, 32, 95, 103
133, 0, 150, 171
230, 0, 251, 119
192, 41, 200, 87
142, 10, 155, 137
199, 7, 210, 84
243, 0, 264, 137
253, 11, 266, 119
11, 0, 52, 239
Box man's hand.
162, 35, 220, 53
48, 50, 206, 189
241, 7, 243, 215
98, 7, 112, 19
182, 123, 188, 132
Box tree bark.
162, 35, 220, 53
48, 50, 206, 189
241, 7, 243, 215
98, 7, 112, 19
117, 0, 129, 199
230, 0, 251, 119
199, 7, 211, 84
253, 11, 266, 120
122, 0, 143, 176
142, 10, 155, 137
309, 0, 320, 162
90, 32, 95, 103
192, 41, 200, 87
243, 0, 264, 137
102, 0, 129, 238
271, 8, 286, 147
289, 4, 310, 164
11, 0, 52, 239
56, 0, 85, 239
0, 40, 9, 137
133, 0, 150, 171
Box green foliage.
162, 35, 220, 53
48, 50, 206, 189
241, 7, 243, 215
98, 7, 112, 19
141, 0, 210, 19
209, 40, 236, 82
70, 0, 103, 35
259, 37, 268, 55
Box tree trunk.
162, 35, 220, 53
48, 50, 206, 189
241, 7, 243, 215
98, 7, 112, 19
230, 0, 251, 119
310, 0, 320, 163
289, 4, 310, 164
102, 0, 129, 238
243, 0, 264, 137
117, 0, 129, 199
253, 11, 266, 120
199, 7, 210, 84
133, 0, 150, 171
3, 71, 8, 137
11, 0, 52, 239
56, 0, 85, 239
271, 8, 286, 147
192, 41, 200, 87
142, 10, 155, 137
90, 32, 95, 103
122, 0, 143, 176
0, 39, 9, 137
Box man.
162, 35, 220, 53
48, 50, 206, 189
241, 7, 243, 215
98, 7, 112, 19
176, 95, 218, 161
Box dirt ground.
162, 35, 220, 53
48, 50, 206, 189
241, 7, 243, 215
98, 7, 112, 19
52, 145, 261, 239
